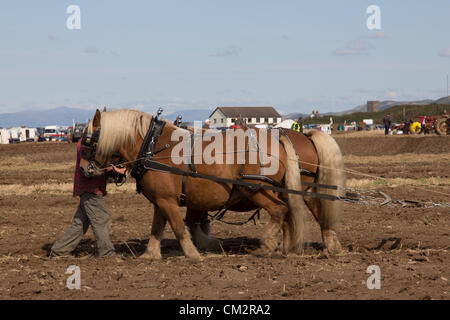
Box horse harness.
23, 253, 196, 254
81, 124, 101, 164
129, 109, 334, 210
130, 108, 170, 193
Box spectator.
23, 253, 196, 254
291, 117, 303, 133
404, 111, 412, 135
382, 114, 392, 135
203, 119, 211, 129
443, 109, 449, 118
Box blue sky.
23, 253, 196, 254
1, 0, 449, 115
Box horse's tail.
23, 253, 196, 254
308, 130, 346, 230
279, 135, 308, 252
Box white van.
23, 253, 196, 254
44, 125, 67, 141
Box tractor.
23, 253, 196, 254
410, 115, 449, 135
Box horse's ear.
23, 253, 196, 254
102, 106, 107, 112
93, 109, 101, 128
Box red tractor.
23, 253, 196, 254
410, 115, 449, 135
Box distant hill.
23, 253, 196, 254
302, 103, 450, 125
328, 99, 435, 116
0, 106, 94, 128
0, 107, 213, 128
282, 112, 308, 120
434, 96, 450, 104
283, 96, 448, 119
1, 96, 449, 128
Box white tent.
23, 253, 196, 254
9, 127, 20, 142
0, 129, 11, 144
274, 119, 295, 129
18, 127, 38, 142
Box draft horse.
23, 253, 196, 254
186, 128, 346, 255
80, 109, 345, 260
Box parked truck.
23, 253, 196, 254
67, 123, 86, 143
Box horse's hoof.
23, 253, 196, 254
287, 244, 303, 255
323, 230, 342, 255
284, 249, 303, 257
250, 247, 272, 257
187, 254, 203, 262
139, 251, 161, 260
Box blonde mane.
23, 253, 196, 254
88, 109, 173, 164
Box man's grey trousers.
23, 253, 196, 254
51, 193, 115, 257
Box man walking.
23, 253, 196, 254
382, 114, 391, 135
51, 139, 125, 258
404, 111, 412, 135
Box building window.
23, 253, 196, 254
214, 119, 217, 124
221, 118, 224, 123
264, 118, 268, 123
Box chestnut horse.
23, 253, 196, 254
186, 129, 345, 255
81, 109, 345, 260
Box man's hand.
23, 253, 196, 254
106, 165, 126, 175
106, 165, 127, 184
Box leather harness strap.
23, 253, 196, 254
180, 131, 198, 205
130, 112, 167, 193
131, 114, 334, 208
142, 159, 338, 201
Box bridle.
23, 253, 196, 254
81, 125, 101, 160
80, 124, 127, 185
80, 124, 104, 176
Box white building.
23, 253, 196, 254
0, 128, 11, 144
209, 106, 282, 128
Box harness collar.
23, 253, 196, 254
81, 125, 101, 162
130, 108, 167, 193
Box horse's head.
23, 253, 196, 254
80, 107, 130, 177
79, 109, 104, 177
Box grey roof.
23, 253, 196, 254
210, 106, 280, 118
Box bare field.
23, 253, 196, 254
0, 135, 449, 300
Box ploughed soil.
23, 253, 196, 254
0, 136, 449, 300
